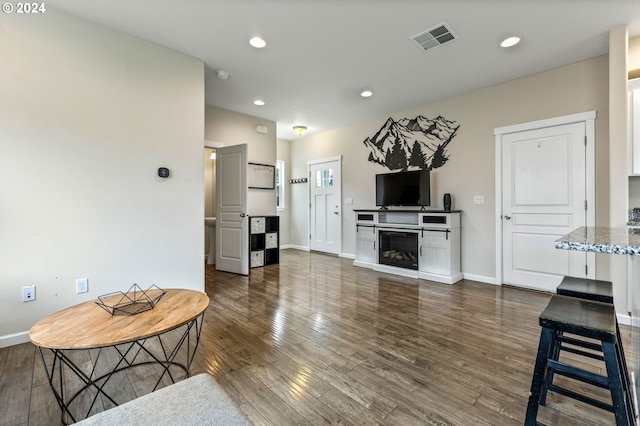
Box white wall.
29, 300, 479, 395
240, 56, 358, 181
290, 56, 610, 284
630, 36, 640, 78
609, 26, 630, 315
205, 106, 277, 216
0, 9, 205, 346
277, 139, 292, 246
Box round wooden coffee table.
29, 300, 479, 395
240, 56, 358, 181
30, 288, 209, 424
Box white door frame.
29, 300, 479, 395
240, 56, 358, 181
307, 156, 342, 255
494, 111, 596, 285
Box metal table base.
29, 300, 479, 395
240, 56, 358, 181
36, 314, 204, 425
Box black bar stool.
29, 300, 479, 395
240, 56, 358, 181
540, 277, 632, 410
556, 276, 613, 303
525, 294, 634, 425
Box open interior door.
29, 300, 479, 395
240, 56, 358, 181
215, 144, 248, 275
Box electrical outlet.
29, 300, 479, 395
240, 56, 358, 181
22, 285, 36, 302
76, 278, 88, 294
474, 195, 485, 205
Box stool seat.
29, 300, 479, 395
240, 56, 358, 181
540, 294, 616, 339
556, 276, 613, 304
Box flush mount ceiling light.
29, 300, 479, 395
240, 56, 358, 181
249, 36, 266, 48
361, 90, 373, 98
254, 99, 265, 106
293, 125, 308, 136
500, 36, 521, 48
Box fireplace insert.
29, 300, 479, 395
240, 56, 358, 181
378, 230, 419, 270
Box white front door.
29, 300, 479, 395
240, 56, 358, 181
216, 144, 248, 275
499, 120, 594, 292
309, 157, 342, 255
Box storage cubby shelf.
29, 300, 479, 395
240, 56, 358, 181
250, 216, 279, 268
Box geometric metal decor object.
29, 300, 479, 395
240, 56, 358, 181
96, 284, 166, 316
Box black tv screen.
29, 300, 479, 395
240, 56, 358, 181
376, 170, 430, 207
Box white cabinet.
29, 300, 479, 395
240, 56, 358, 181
418, 213, 461, 283
419, 229, 452, 275
353, 210, 461, 284
354, 212, 378, 265
629, 79, 640, 176
356, 225, 377, 263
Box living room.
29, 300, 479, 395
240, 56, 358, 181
3, 1, 640, 425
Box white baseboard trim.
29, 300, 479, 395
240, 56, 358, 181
462, 273, 497, 285
618, 313, 632, 327
0, 331, 30, 348
282, 245, 355, 258
419, 271, 462, 285
281, 244, 309, 251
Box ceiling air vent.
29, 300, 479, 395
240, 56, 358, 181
410, 22, 457, 52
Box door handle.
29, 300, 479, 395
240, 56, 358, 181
240, 212, 246, 218
334, 211, 339, 215
504, 215, 511, 220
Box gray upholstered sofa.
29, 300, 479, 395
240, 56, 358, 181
75, 373, 250, 425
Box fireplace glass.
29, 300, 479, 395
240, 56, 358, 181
378, 230, 419, 270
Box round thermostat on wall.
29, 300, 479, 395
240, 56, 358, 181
158, 167, 170, 178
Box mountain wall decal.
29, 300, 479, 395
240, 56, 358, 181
364, 115, 460, 171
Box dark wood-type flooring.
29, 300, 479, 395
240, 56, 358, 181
0, 249, 634, 425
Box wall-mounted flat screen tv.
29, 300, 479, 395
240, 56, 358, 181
375, 170, 430, 207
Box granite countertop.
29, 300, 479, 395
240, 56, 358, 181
555, 226, 640, 255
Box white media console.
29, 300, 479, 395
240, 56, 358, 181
353, 209, 462, 284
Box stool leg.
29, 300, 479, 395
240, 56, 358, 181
616, 322, 633, 394
602, 340, 633, 426
525, 327, 555, 425
540, 329, 562, 405
613, 329, 636, 421
611, 321, 636, 420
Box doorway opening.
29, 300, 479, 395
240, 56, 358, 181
204, 141, 225, 264
204, 147, 216, 264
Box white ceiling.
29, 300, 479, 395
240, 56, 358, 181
47, 0, 640, 140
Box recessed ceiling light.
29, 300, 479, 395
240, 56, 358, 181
249, 37, 266, 48
254, 99, 265, 106
500, 36, 521, 48
361, 90, 373, 98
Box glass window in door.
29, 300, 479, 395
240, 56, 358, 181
315, 169, 333, 188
